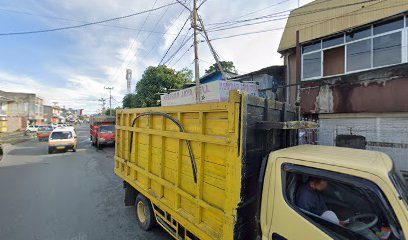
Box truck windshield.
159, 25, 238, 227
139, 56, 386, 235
390, 172, 408, 208
38, 126, 53, 132
50, 131, 72, 140
100, 126, 115, 133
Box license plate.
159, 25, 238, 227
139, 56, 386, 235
57, 146, 65, 150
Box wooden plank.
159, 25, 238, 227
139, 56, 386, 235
115, 157, 224, 216
256, 121, 285, 130
116, 126, 235, 146
196, 111, 205, 223
175, 112, 182, 210
118, 102, 230, 114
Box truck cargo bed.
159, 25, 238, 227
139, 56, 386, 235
114, 91, 296, 240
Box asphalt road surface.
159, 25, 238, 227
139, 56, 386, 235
0, 125, 169, 240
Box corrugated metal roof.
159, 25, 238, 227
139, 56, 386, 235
278, 0, 408, 52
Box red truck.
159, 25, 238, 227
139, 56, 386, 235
89, 115, 116, 149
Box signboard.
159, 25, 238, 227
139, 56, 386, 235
160, 80, 258, 107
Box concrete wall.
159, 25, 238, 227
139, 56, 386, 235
319, 113, 408, 174
6, 116, 25, 132
300, 63, 408, 114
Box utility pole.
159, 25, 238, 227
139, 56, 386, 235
104, 87, 114, 116
198, 15, 228, 80
192, 0, 200, 103
98, 98, 107, 115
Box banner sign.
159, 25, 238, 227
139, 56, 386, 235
161, 80, 258, 106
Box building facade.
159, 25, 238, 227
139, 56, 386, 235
0, 90, 45, 131
199, 70, 238, 84
52, 106, 65, 123
230, 66, 286, 101
279, 0, 408, 173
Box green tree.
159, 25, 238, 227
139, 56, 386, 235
104, 107, 120, 116
122, 94, 141, 109
122, 65, 192, 108
205, 61, 237, 74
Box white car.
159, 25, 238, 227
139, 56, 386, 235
54, 126, 77, 137
26, 125, 39, 132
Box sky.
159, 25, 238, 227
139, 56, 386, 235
0, 0, 312, 114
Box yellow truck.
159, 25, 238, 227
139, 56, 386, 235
114, 91, 408, 240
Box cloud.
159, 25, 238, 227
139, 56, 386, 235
0, 0, 313, 114
0, 70, 108, 114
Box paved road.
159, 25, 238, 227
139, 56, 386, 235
0, 125, 169, 240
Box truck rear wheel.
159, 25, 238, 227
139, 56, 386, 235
135, 194, 156, 231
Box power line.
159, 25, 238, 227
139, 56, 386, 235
140, 0, 192, 62
0, 2, 178, 36
104, 0, 160, 87
207, 0, 379, 31
159, 17, 190, 65
219, 0, 291, 23
208, 16, 288, 32
208, 0, 339, 28
163, 30, 193, 65
0, 7, 185, 36
210, 1, 405, 41
198, 0, 210, 8
107, 0, 192, 83
170, 44, 194, 68
105, 1, 183, 86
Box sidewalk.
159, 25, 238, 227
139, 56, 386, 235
0, 131, 33, 160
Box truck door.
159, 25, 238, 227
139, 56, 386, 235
263, 158, 405, 240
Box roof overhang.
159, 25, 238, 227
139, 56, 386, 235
278, 0, 408, 52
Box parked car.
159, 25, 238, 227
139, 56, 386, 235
26, 125, 39, 132
48, 128, 77, 154
36, 125, 53, 141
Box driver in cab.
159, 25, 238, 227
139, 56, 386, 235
296, 177, 345, 225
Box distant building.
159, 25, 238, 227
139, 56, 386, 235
43, 105, 53, 124
65, 108, 83, 123
199, 70, 238, 84
279, 0, 408, 173
0, 94, 15, 132
0, 90, 44, 131
230, 66, 285, 101
52, 106, 65, 124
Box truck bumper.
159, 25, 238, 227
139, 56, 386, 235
98, 139, 115, 145
49, 144, 75, 151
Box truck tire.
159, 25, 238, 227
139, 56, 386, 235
48, 147, 52, 154
135, 194, 156, 231
124, 182, 137, 206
